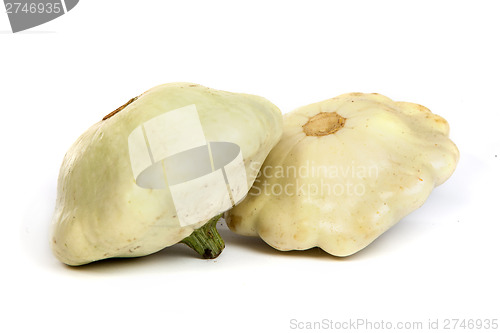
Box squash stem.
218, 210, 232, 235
180, 214, 225, 259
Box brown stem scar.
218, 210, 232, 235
102, 96, 138, 121
303, 112, 346, 136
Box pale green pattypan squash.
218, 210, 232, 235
52, 83, 282, 265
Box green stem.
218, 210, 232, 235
180, 214, 225, 259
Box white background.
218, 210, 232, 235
1, 1, 499, 332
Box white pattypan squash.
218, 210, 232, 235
226, 93, 459, 256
